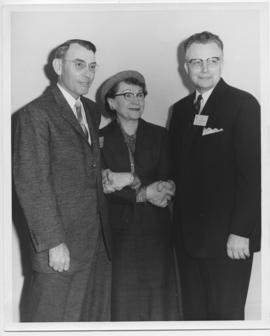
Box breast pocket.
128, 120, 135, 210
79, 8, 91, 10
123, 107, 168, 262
201, 128, 226, 146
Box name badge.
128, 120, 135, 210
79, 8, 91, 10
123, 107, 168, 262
193, 114, 209, 127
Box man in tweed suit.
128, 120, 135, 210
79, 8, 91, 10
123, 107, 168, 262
13, 39, 111, 322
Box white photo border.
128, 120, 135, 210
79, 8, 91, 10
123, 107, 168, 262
1, 0, 270, 334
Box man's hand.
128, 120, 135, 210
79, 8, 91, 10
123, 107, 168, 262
226, 233, 250, 259
49, 242, 70, 272
102, 169, 117, 193
157, 180, 176, 194
146, 180, 175, 207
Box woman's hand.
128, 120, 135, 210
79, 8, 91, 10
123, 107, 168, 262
146, 180, 175, 207
102, 169, 136, 193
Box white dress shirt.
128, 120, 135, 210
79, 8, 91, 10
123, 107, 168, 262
195, 88, 214, 114
57, 83, 91, 144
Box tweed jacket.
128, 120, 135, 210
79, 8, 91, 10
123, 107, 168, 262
13, 85, 111, 273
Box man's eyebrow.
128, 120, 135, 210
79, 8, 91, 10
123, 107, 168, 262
73, 58, 96, 64
73, 58, 85, 62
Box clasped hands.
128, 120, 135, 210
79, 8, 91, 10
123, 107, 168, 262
145, 180, 175, 208
102, 169, 175, 208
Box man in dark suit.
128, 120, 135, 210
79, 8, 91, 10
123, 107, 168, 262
13, 39, 111, 322
169, 31, 260, 320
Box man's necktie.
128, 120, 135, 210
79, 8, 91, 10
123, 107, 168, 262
74, 100, 89, 139
194, 94, 203, 113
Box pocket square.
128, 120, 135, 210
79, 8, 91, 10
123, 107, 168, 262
202, 127, 224, 136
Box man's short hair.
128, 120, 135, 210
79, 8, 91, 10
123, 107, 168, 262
184, 31, 223, 53
54, 39, 96, 59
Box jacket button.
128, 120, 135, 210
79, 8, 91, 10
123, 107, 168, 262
90, 163, 97, 168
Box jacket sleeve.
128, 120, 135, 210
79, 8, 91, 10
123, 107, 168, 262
105, 187, 137, 205
12, 107, 66, 253
155, 127, 172, 180
168, 106, 179, 184
230, 94, 261, 237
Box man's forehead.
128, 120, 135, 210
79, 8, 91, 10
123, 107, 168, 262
66, 43, 95, 61
186, 42, 223, 57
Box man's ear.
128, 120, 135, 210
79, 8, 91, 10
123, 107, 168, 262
220, 58, 224, 74
52, 58, 62, 76
184, 62, 189, 74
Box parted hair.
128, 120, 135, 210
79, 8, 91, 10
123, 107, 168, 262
54, 39, 96, 59
184, 31, 223, 53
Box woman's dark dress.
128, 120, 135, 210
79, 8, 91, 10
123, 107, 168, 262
100, 118, 181, 321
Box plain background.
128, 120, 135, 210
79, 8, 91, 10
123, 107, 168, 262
3, 1, 269, 332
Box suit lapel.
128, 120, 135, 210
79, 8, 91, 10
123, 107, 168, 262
182, 93, 200, 152
51, 86, 91, 145
200, 78, 227, 122
185, 78, 228, 151
81, 97, 98, 150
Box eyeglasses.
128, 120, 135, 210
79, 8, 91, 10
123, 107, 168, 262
63, 59, 98, 73
114, 92, 146, 102
187, 57, 221, 69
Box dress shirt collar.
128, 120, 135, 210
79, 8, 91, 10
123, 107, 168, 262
57, 83, 78, 111
194, 88, 215, 114
195, 87, 214, 106
57, 83, 91, 144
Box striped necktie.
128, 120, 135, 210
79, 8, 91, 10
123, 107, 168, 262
74, 100, 89, 139
194, 94, 203, 113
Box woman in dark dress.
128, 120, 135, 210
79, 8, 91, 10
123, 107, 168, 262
99, 70, 181, 321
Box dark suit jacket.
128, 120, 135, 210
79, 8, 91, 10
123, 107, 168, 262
13, 85, 111, 273
169, 78, 261, 257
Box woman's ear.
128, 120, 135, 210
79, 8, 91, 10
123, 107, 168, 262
107, 97, 115, 111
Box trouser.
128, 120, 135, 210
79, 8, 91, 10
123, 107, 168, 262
25, 237, 111, 322
177, 250, 253, 320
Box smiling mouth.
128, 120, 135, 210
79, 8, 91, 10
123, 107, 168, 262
79, 82, 91, 86
129, 108, 141, 111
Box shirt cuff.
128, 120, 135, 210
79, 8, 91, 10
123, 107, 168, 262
136, 186, 147, 203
